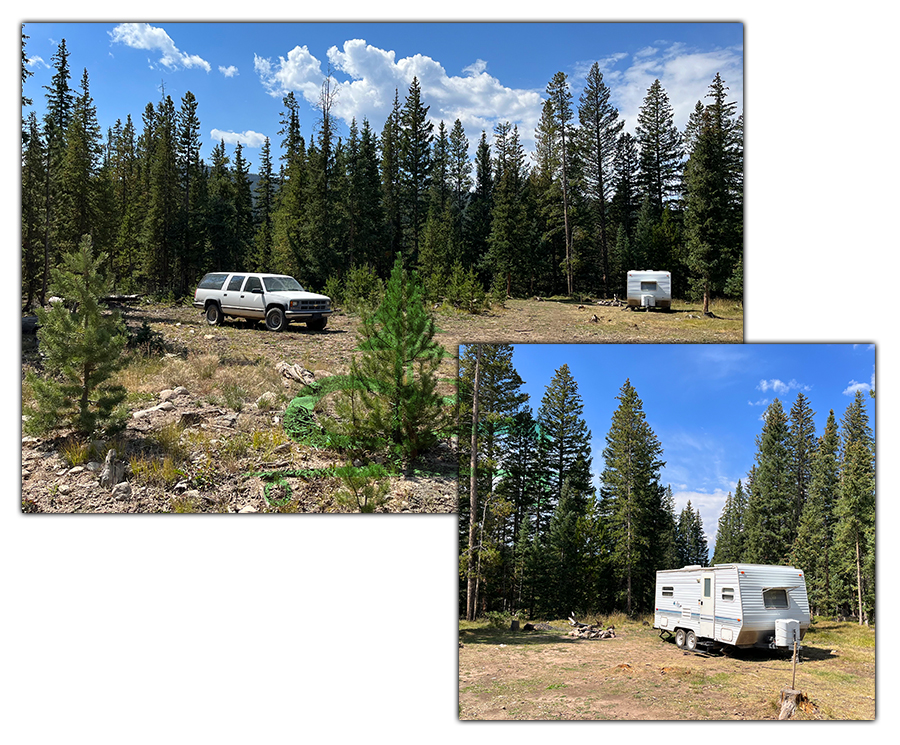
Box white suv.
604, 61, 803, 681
193, 272, 332, 331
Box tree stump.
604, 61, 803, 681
510, 619, 520, 632
778, 687, 807, 720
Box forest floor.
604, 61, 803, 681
458, 616, 875, 720
20, 299, 458, 514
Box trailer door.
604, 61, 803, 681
700, 572, 715, 639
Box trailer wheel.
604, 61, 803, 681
686, 630, 698, 651
674, 629, 686, 649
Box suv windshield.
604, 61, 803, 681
263, 276, 304, 292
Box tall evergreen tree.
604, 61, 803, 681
578, 62, 623, 294
545, 72, 576, 295
744, 399, 794, 564
175, 91, 205, 292
22, 112, 45, 309
675, 500, 709, 566
487, 123, 529, 296
537, 364, 593, 512
787, 391, 817, 539
792, 410, 840, 616
598, 379, 666, 614
398, 77, 433, 266
634, 79, 683, 214
834, 392, 875, 623
712, 479, 747, 564
251, 137, 277, 272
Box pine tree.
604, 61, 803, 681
635, 79, 683, 214
251, 137, 277, 272
463, 131, 493, 277
175, 91, 205, 292
537, 364, 593, 512
271, 92, 308, 277
683, 74, 743, 313
792, 411, 840, 616
598, 379, 666, 614
487, 123, 529, 297
578, 62, 623, 295
346, 254, 448, 464
712, 479, 747, 564
834, 392, 875, 623
744, 399, 794, 563
676, 501, 709, 566
24, 235, 127, 437
398, 77, 433, 266
545, 478, 591, 616
22, 112, 45, 310
545, 72, 577, 295
787, 391, 817, 539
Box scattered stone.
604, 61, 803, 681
256, 391, 278, 408
86, 462, 102, 473
179, 411, 206, 427
111, 482, 132, 501
238, 504, 258, 513
99, 449, 127, 489
68, 466, 85, 475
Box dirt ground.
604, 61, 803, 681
458, 619, 875, 720
20, 300, 458, 514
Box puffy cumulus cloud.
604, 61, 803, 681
256, 38, 545, 152
756, 378, 810, 395
219, 65, 239, 78
210, 129, 268, 148
590, 41, 743, 134
254, 46, 327, 103
109, 23, 211, 73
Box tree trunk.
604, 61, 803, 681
465, 346, 482, 621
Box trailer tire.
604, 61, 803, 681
686, 630, 698, 652
675, 629, 686, 649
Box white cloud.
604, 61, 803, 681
219, 65, 239, 78
748, 398, 770, 407
209, 129, 268, 148
757, 378, 810, 395
843, 365, 876, 396
255, 38, 545, 152
463, 59, 488, 75
109, 23, 211, 73
26, 56, 48, 70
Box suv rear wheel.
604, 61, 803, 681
205, 302, 222, 326
265, 306, 287, 332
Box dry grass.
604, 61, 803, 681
459, 616, 874, 720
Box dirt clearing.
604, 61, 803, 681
458, 617, 875, 720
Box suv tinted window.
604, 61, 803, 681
244, 276, 263, 292
227, 275, 245, 291
198, 273, 228, 290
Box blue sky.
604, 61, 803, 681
499, 343, 876, 556
22, 21, 743, 167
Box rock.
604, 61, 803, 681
99, 449, 127, 489
111, 482, 132, 501
179, 411, 206, 427
238, 504, 258, 513
159, 388, 176, 401
256, 391, 278, 408
157, 401, 175, 412
68, 466, 85, 475
86, 462, 102, 473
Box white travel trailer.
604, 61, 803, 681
653, 564, 810, 652
626, 270, 672, 310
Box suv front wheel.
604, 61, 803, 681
265, 306, 287, 332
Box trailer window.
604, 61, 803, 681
721, 587, 735, 601
640, 281, 657, 291
662, 586, 674, 597
763, 588, 789, 609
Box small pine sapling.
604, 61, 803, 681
24, 235, 128, 437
